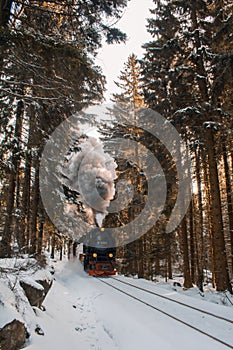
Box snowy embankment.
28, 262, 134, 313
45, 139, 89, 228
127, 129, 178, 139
19, 257, 233, 350
0, 256, 54, 350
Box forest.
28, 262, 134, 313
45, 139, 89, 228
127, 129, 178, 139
0, 0, 233, 295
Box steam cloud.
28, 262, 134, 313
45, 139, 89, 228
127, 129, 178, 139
63, 136, 117, 227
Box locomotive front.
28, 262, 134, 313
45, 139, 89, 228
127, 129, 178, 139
83, 228, 117, 277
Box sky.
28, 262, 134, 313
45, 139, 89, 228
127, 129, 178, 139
96, 0, 154, 102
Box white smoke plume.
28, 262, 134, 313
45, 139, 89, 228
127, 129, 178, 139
63, 136, 117, 227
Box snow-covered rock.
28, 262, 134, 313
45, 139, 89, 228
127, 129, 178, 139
0, 319, 29, 350
20, 278, 52, 308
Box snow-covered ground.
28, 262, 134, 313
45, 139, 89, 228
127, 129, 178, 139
0, 257, 53, 334
19, 257, 233, 350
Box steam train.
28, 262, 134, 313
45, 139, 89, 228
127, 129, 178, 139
81, 228, 117, 277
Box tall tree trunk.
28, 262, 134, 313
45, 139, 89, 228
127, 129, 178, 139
19, 112, 35, 253
60, 241, 63, 261
190, 2, 209, 102
0, 100, 23, 258
15, 170, 21, 249
180, 216, 193, 289
201, 150, 214, 285
222, 141, 233, 275
189, 199, 196, 284
131, 241, 137, 275
30, 156, 40, 255
167, 238, 172, 280
195, 146, 205, 291
137, 237, 144, 278
50, 232, 55, 259
68, 239, 72, 260
19, 150, 31, 253
37, 204, 45, 255
154, 255, 160, 276
204, 125, 232, 293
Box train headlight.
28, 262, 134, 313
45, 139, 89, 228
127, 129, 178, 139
109, 253, 113, 258
93, 253, 97, 258
100, 227, 105, 232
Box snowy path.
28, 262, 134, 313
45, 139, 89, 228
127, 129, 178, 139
24, 259, 233, 350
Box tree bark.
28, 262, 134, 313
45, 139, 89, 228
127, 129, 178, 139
0, 100, 23, 258
222, 141, 233, 275
19, 150, 31, 253
195, 146, 205, 291
37, 205, 44, 255
204, 125, 232, 293
189, 199, 196, 284
190, 2, 209, 102
137, 237, 144, 278
50, 232, 55, 259
180, 216, 193, 289
30, 156, 40, 255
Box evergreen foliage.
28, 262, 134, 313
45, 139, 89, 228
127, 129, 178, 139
0, 0, 232, 295
112, 53, 145, 108
0, 0, 128, 257
140, 0, 233, 292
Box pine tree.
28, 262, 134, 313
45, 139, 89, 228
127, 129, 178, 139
103, 53, 178, 278
141, 0, 233, 292
112, 53, 145, 109
0, 0, 129, 258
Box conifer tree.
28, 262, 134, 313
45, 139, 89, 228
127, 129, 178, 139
112, 53, 145, 109
104, 53, 178, 279
0, 0, 129, 258
141, 0, 233, 292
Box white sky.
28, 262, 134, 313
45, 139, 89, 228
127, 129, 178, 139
96, 0, 154, 102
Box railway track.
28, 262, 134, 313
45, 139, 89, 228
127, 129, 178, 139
111, 276, 233, 324
98, 277, 233, 349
